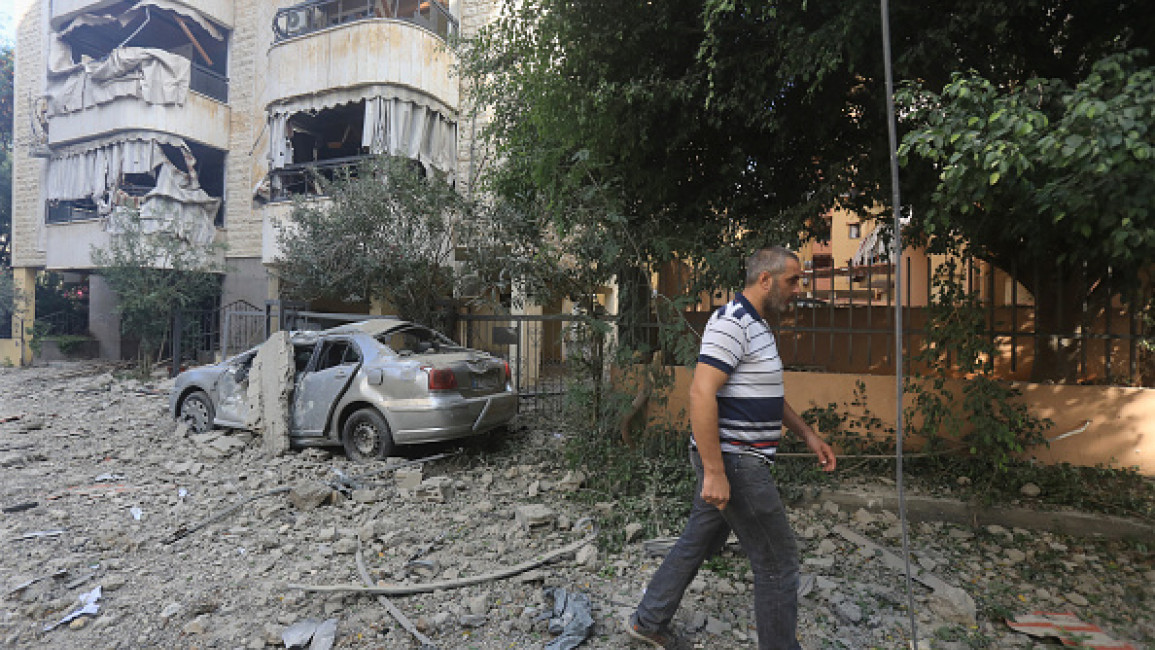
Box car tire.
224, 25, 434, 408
179, 390, 215, 434
342, 408, 395, 461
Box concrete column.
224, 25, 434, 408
87, 274, 122, 360
266, 273, 283, 333
9, 268, 38, 366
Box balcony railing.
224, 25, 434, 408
273, 0, 457, 43
191, 64, 229, 103
269, 155, 368, 201
46, 201, 100, 224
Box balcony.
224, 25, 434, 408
52, 0, 233, 31
47, 88, 231, 149
266, 6, 458, 111
273, 0, 456, 43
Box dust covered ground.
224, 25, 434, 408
0, 361, 1151, 649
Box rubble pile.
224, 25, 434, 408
0, 361, 1151, 649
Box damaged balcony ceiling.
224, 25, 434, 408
56, 0, 227, 73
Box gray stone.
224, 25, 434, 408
466, 594, 489, 616
394, 467, 423, 490
555, 470, 585, 492
290, 482, 333, 511
704, 616, 729, 635
514, 504, 556, 530
1020, 482, 1042, 497
928, 585, 977, 626
459, 614, 488, 628
1005, 548, 1027, 563
416, 476, 456, 502
576, 543, 599, 569
624, 522, 644, 543
835, 601, 863, 624
182, 615, 209, 635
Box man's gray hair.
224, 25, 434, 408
745, 247, 799, 286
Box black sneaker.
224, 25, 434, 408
625, 613, 688, 649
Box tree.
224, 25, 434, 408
91, 209, 224, 374
461, 0, 1152, 380
274, 157, 549, 333
898, 51, 1155, 381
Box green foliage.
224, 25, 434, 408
275, 156, 552, 333
899, 51, 1155, 381
905, 260, 1052, 470
91, 209, 223, 374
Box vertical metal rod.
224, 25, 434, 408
1011, 260, 1018, 373
879, 0, 919, 644
847, 262, 855, 366
988, 263, 996, 371
1080, 265, 1088, 379
171, 310, 183, 378
867, 263, 874, 368
1105, 270, 1112, 381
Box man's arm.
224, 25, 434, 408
783, 400, 837, 472
690, 364, 732, 509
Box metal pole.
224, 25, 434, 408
879, 0, 919, 645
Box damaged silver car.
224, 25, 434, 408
169, 320, 517, 460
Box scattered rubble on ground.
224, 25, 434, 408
0, 361, 1151, 649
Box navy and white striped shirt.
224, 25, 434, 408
694, 293, 784, 460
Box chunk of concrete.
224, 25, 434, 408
290, 482, 333, 511
514, 504, 556, 530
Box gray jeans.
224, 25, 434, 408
634, 448, 801, 650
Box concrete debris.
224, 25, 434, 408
289, 482, 334, 511
515, 504, 556, 530
246, 331, 294, 457
0, 361, 1150, 649
394, 466, 424, 490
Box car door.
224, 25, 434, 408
291, 337, 361, 436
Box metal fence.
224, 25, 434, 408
272, 0, 458, 43
751, 258, 1149, 386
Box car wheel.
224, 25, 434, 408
179, 390, 215, 434
342, 408, 395, 461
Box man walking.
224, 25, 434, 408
627, 246, 837, 649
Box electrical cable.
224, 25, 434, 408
878, 0, 920, 646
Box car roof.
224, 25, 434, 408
317, 319, 416, 337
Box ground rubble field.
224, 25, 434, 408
0, 361, 1152, 650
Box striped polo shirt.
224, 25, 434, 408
693, 293, 785, 460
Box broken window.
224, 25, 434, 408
265, 92, 456, 200
48, 0, 230, 112
273, 0, 456, 42
314, 340, 361, 371
45, 132, 225, 237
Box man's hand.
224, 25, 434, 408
701, 470, 730, 510
804, 430, 837, 472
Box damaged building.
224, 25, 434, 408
6, 0, 488, 363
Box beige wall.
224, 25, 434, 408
646, 368, 1155, 475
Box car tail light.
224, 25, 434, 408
503, 361, 511, 381
426, 367, 457, 390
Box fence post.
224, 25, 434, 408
171, 310, 183, 377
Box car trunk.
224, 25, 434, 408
418, 351, 507, 398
